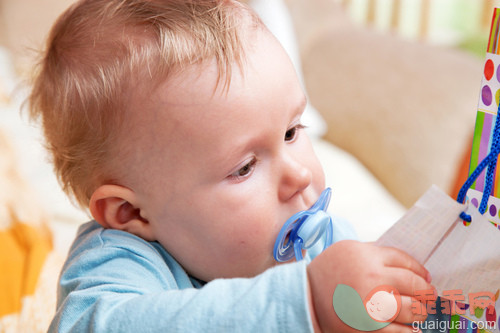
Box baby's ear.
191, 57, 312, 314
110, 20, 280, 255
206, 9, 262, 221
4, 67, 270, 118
89, 184, 155, 241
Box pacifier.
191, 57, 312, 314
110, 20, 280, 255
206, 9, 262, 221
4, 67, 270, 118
273, 188, 333, 262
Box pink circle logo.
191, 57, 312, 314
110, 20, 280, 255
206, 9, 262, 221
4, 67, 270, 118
365, 285, 402, 323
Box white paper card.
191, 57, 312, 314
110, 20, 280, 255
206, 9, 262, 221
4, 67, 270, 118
376, 185, 500, 297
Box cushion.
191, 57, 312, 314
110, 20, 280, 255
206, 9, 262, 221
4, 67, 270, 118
313, 138, 405, 241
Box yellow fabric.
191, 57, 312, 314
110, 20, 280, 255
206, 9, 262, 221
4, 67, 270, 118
0, 219, 52, 317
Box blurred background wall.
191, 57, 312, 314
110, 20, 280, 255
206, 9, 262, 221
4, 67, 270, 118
2, 0, 500, 75
342, 0, 498, 55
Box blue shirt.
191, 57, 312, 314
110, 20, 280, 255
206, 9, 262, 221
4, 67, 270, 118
49, 218, 357, 332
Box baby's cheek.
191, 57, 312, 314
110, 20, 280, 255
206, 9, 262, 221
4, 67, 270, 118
308, 151, 326, 188
312, 163, 326, 191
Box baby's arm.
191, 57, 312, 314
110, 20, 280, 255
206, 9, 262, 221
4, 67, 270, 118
49, 228, 315, 332
307, 240, 432, 332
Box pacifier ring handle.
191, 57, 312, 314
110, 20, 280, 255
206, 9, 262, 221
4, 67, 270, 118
294, 238, 304, 261
273, 212, 307, 262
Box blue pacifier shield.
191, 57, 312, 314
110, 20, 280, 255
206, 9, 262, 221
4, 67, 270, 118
273, 188, 333, 262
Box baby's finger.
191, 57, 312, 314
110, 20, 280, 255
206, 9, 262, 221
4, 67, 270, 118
381, 246, 431, 283
386, 267, 434, 297
393, 296, 428, 325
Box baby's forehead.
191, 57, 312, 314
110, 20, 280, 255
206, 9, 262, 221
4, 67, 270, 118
126, 33, 262, 123
119, 62, 223, 143
132, 27, 286, 123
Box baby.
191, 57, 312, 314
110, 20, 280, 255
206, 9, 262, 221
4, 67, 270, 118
29, 0, 432, 331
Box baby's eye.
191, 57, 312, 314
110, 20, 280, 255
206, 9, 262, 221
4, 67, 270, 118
230, 158, 257, 179
285, 124, 305, 142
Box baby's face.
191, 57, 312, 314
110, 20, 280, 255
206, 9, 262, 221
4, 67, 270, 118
130, 30, 325, 281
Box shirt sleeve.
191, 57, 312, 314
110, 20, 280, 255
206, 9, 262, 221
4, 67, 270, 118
49, 227, 314, 333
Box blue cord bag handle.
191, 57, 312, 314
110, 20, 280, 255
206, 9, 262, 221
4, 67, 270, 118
457, 102, 500, 222
274, 188, 333, 262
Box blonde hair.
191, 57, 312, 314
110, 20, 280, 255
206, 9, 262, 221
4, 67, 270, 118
28, 0, 261, 209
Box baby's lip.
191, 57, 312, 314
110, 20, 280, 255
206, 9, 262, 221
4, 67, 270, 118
281, 189, 324, 227
303, 191, 321, 210
287, 194, 318, 220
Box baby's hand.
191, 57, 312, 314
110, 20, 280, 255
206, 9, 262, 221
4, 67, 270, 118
307, 240, 432, 332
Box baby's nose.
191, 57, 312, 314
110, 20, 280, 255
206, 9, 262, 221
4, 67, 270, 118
278, 154, 312, 202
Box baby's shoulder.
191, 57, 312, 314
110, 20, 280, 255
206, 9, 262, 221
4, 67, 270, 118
62, 221, 192, 289
70, 220, 158, 258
